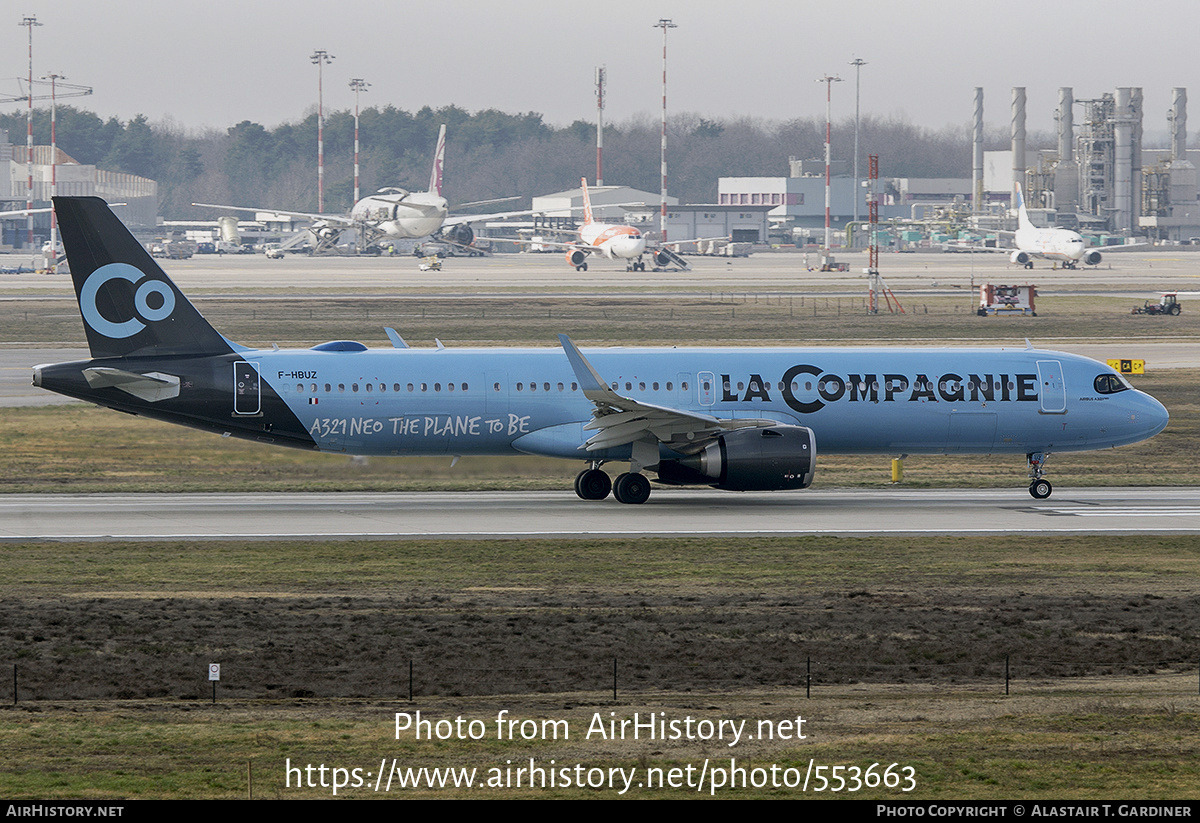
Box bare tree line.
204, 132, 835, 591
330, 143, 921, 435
0, 105, 1043, 218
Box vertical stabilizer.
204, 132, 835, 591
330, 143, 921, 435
428, 124, 446, 196
1015, 183, 1035, 232
54, 197, 234, 360
580, 177, 595, 225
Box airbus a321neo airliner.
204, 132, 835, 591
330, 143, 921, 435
35, 197, 1169, 504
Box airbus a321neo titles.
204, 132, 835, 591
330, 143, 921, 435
36, 197, 1169, 503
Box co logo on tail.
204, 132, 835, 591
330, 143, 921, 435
80, 263, 176, 339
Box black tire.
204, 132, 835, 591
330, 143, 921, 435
1029, 479, 1053, 499
576, 468, 611, 500
1170, 304, 1181, 316
613, 472, 651, 504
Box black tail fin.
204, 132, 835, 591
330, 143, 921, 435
54, 196, 233, 360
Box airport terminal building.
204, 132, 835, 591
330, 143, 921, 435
0, 131, 156, 250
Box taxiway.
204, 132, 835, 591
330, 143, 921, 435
3, 488, 1199, 540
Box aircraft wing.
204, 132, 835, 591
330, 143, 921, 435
1099, 242, 1151, 252
939, 242, 1008, 252
192, 203, 356, 228
491, 236, 597, 255
444, 206, 578, 228
443, 201, 646, 228
558, 334, 775, 454
654, 234, 730, 248
0, 207, 53, 219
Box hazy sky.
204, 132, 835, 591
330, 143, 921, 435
3, 0, 1196, 140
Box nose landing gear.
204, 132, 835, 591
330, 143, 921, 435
1027, 452, 1053, 499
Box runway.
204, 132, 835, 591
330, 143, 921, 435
3, 487, 1199, 541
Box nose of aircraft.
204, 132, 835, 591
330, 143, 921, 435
1139, 391, 1170, 439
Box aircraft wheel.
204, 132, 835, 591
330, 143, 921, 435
575, 468, 611, 500
613, 472, 651, 504
1029, 479, 1053, 499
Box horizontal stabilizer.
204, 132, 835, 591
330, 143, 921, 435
83, 367, 180, 402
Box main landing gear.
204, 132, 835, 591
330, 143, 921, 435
1027, 451, 1053, 499
613, 471, 651, 504
574, 467, 611, 500
573, 464, 652, 504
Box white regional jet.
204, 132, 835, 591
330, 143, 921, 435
195, 125, 533, 255
35, 197, 1170, 504
1008, 183, 1102, 270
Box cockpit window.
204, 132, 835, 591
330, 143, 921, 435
1094, 373, 1131, 394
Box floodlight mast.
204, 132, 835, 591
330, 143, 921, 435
40, 73, 93, 271
595, 66, 605, 187
849, 58, 866, 226
818, 74, 843, 256
349, 78, 370, 204
653, 18, 676, 242
19, 15, 42, 247
311, 50, 334, 212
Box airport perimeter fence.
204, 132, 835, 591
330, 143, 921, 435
8, 655, 1200, 703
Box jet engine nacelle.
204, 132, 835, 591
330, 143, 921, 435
1009, 250, 1031, 265
442, 223, 474, 247
1083, 249, 1102, 266
656, 425, 816, 491
566, 249, 589, 267
652, 250, 673, 268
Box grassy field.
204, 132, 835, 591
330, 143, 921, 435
2, 533, 1200, 799
5, 293, 1200, 348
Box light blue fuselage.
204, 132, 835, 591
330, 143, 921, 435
251, 345, 1168, 460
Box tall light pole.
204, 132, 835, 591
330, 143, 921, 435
310, 49, 334, 212
44, 72, 63, 271
653, 18, 676, 242
595, 66, 605, 187
31, 73, 93, 271
19, 15, 42, 248
818, 74, 843, 257
849, 58, 866, 227
349, 78, 369, 204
